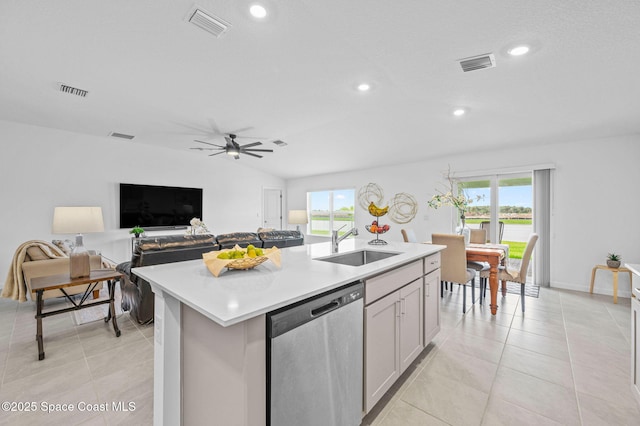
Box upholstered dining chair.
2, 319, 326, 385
401, 229, 417, 243
470, 229, 487, 244
480, 233, 539, 312
432, 233, 477, 313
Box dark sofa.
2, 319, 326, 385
117, 234, 219, 324
117, 230, 303, 324
258, 230, 304, 248
215, 230, 304, 249
215, 232, 263, 250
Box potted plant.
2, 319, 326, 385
129, 226, 145, 238
607, 253, 621, 268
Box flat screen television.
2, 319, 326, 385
119, 183, 203, 230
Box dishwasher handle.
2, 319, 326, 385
268, 281, 364, 338
311, 299, 341, 317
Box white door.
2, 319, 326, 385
263, 188, 282, 230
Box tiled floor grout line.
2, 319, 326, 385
605, 303, 632, 345
560, 291, 585, 426
477, 293, 518, 425
0, 308, 18, 387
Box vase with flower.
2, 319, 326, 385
427, 166, 483, 245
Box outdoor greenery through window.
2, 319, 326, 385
459, 176, 533, 263
307, 189, 355, 237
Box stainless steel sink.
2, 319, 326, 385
315, 250, 399, 266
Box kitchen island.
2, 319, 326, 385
627, 263, 640, 408
133, 239, 444, 425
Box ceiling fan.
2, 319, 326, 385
190, 134, 274, 160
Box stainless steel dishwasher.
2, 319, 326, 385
267, 281, 364, 426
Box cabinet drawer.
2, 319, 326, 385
424, 253, 440, 274
365, 260, 422, 305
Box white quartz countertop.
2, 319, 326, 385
626, 263, 640, 277
626, 263, 640, 299
132, 239, 444, 327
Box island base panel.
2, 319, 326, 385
182, 305, 266, 425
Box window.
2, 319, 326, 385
307, 189, 355, 237
459, 173, 538, 283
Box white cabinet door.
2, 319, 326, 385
399, 278, 423, 372
364, 290, 400, 413
632, 295, 640, 406
424, 269, 441, 344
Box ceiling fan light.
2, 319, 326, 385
227, 149, 239, 156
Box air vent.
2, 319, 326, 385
272, 140, 288, 147
188, 8, 230, 38
109, 132, 135, 140
58, 83, 89, 97
459, 53, 496, 72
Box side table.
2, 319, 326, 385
30, 269, 123, 360
589, 264, 633, 304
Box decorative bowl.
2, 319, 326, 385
226, 256, 269, 270
365, 225, 389, 235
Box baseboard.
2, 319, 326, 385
551, 280, 633, 299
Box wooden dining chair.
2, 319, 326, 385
480, 233, 539, 312
432, 233, 477, 313
401, 229, 417, 243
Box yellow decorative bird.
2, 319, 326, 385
368, 202, 389, 217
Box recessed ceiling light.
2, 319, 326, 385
357, 83, 371, 92
453, 108, 466, 116
508, 45, 530, 56
249, 4, 267, 19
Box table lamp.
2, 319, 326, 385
52, 206, 104, 279
288, 210, 308, 232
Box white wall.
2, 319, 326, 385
0, 120, 284, 280
286, 135, 640, 297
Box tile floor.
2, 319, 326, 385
0, 296, 154, 425
1, 285, 639, 425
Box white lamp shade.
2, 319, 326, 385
52, 206, 105, 234
288, 210, 308, 225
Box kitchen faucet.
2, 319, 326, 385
331, 225, 359, 253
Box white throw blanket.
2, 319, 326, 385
1, 240, 66, 302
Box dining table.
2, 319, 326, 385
465, 243, 509, 315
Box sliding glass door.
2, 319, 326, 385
459, 173, 534, 281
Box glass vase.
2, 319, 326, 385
70, 234, 90, 279
456, 213, 471, 246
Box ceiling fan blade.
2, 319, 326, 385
226, 126, 254, 135
190, 147, 218, 151
243, 148, 273, 153
194, 139, 225, 148
208, 151, 226, 157
239, 141, 262, 149
224, 136, 232, 145
242, 151, 263, 158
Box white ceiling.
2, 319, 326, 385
1, 1, 639, 179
